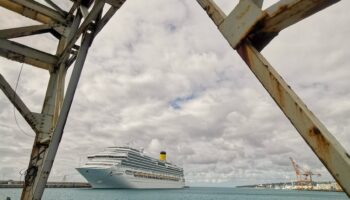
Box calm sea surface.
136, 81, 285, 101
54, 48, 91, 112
0, 187, 348, 200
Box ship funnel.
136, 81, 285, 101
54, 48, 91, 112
160, 151, 166, 161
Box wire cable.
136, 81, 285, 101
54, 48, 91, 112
13, 63, 34, 137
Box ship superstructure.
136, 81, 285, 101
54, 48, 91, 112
76, 146, 185, 188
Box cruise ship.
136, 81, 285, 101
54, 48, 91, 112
76, 146, 185, 189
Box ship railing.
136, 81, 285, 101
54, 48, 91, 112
121, 166, 181, 181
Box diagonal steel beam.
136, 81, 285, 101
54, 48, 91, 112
0, 74, 39, 133
236, 42, 350, 196
0, 0, 67, 24
197, 0, 226, 26
0, 24, 54, 39
249, 0, 341, 51
57, 1, 105, 65
0, 38, 57, 70
196, 0, 350, 196
94, 1, 126, 36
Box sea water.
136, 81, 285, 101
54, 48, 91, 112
0, 187, 348, 200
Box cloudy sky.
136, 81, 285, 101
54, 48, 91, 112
0, 0, 349, 187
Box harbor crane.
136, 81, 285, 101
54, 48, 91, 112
289, 157, 321, 190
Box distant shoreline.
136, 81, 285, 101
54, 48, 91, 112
236, 181, 343, 192
0, 180, 90, 188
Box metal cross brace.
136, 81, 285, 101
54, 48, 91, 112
196, 0, 349, 197
0, 0, 126, 199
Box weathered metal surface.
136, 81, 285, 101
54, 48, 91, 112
21, 31, 94, 200
0, 0, 66, 24
32, 31, 94, 200
58, 0, 127, 65
249, 0, 340, 50
0, 25, 54, 39
197, 0, 226, 26
57, 1, 105, 64
94, 1, 126, 35
219, 0, 266, 49
21, 72, 63, 200
250, 0, 264, 8
196, 0, 350, 196
0, 0, 128, 199
236, 42, 350, 195
21, 22, 70, 200
0, 39, 57, 70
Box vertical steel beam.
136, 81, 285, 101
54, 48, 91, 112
30, 31, 94, 200
20, 71, 61, 200
196, 0, 350, 196
20, 14, 82, 200
0, 1, 125, 200
21, 45, 71, 200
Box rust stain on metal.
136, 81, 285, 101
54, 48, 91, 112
294, 102, 303, 113
204, 5, 214, 19
300, 1, 338, 20
236, 43, 252, 67
308, 126, 330, 161
275, 81, 284, 108
267, 71, 285, 108
265, 5, 289, 31
272, 5, 289, 18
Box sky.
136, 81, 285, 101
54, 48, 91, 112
0, 0, 349, 187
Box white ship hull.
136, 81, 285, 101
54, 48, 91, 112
76, 167, 185, 189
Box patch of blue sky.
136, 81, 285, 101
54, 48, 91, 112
169, 93, 196, 109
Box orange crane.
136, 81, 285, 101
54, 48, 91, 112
289, 157, 321, 190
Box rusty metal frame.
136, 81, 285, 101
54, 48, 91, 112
0, 24, 57, 39
0, 0, 127, 199
1, 0, 349, 199
197, 0, 349, 197
0, 38, 58, 70
0, 0, 67, 24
